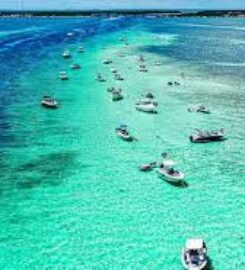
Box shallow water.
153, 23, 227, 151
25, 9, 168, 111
0, 17, 244, 270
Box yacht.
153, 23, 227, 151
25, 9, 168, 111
190, 129, 226, 143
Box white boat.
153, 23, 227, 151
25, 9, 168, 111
190, 129, 226, 143
41, 96, 58, 109
157, 160, 184, 183
62, 50, 71, 59
182, 239, 208, 270
115, 125, 133, 141
139, 64, 148, 72
135, 99, 157, 113
78, 46, 85, 53
137, 98, 158, 106
70, 64, 81, 70
67, 32, 74, 37
136, 103, 157, 113
60, 71, 68, 80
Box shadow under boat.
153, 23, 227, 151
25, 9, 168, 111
165, 179, 189, 188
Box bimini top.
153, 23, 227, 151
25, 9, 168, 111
185, 239, 204, 250
163, 160, 176, 167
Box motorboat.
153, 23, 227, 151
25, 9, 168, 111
103, 59, 113, 65
139, 65, 148, 72
67, 32, 74, 37
78, 46, 85, 53
70, 64, 81, 70
137, 98, 158, 106
139, 162, 157, 172
96, 73, 106, 82
182, 239, 208, 270
111, 68, 117, 73
188, 105, 210, 114
41, 96, 58, 109
190, 129, 226, 143
115, 125, 133, 141
135, 98, 158, 113
136, 102, 157, 113
62, 50, 71, 59
196, 105, 210, 114
60, 71, 68, 80
157, 159, 184, 183
112, 91, 124, 101
114, 73, 124, 81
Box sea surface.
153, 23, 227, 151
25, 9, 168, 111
0, 17, 244, 270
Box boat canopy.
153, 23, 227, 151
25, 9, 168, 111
185, 239, 204, 250
163, 160, 176, 167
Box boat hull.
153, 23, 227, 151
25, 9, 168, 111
157, 169, 184, 183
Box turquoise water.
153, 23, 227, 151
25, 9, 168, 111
0, 18, 244, 269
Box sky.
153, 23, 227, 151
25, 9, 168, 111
1, 0, 245, 10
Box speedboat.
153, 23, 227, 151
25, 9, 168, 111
114, 73, 124, 81
182, 239, 208, 270
157, 159, 184, 183
139, 64, 148, 72
188, 105, 210, 114
41, 96, 58, 109
62, 50, 71, 59
60, 71, 68, 80
135, 98, 158, 113
96, 73, 106, 82
136, 103, 157, 113
115, 125, 133, 141
112, 91, 124, 101
67, 32, 74, 37
70, 64, 81, 70
103, 59, 113, 65
196, 105, 210, 114
78, 46, 85, 53
139, 162, 157, 172
190, 129, 226, 143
